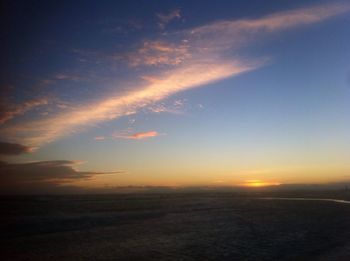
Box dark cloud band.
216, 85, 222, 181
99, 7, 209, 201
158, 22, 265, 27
0, 142, 31, 155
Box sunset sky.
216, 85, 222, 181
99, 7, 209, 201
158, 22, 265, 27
1, 0, 350, 193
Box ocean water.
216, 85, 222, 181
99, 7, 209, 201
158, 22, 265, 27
2, 193, 350, 260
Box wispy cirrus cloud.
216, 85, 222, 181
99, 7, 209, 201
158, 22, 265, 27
185, 2, 350, 50
156, 9, 181, 29
1, 61, 249, 146
0, 97, 49, 125
127, 40, 191, 67
0, 2, 349, 147
147, 99, 186, 114
53, 73, 84, 81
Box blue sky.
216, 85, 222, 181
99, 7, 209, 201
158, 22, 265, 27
1, 0, 350, 192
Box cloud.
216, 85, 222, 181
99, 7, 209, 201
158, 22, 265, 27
102, 18, 143, 34
133, 2, 350, 68
113, 130, 160, 140
147, 99, 186, 114
94, 136, 105, 141
53, 73, 83, 81
0, 142, 32, 155
200, 3, 348, 50
1, 61, 250, 146
0, 2, 349, 147
0, 98, 49, 125
128, 40, 191, 67
156, 9, 181, 29
0, 160, 121, 194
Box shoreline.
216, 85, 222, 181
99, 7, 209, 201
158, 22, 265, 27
258, 197, 350, 204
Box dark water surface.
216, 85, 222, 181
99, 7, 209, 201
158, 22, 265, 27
2, 193, 350, 260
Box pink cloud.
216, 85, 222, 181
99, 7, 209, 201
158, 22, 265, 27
1, 61, 247, 146
113, 131, 160, 140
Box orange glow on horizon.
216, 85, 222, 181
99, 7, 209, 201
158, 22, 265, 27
239, 180, 281, 187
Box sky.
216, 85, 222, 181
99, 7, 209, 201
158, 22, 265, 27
1, 0, 350, 193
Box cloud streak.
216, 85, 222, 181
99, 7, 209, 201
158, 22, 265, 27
113, 130, 160, 140
0, 142, 32, 155
0, 2, 349, 147
1, 61, 250, 146
185, 2, 350, 49
0, 160, 121, 194
0, 98, 49, 125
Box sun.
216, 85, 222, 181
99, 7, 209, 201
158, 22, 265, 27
240, 180, 281, 187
